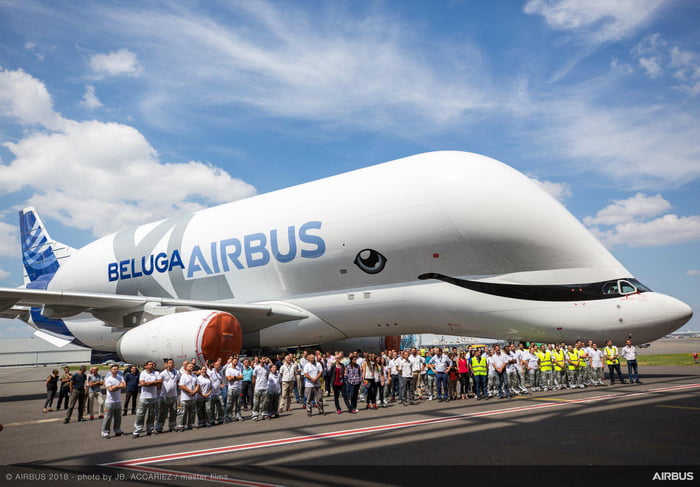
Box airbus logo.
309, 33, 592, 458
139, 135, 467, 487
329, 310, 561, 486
107, 221, 325, 282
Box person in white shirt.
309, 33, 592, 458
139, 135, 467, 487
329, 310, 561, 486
264, 364, 282, 419
588, 343, 606, 386
101, 365, 125, 438
396, 350, 414, 405
408, 348, 425, 400
176, 362, 199, 431
621, 339, 641, 384
387, 351, 400, 401
133, 361, 163, 437
196, 367, 213, 427
209, 360, 224, 424
279, 354, 297, 413
252, 357, 270, 421
506, 345, 524, 395
486, 349, 499, 398
524, 346, 540, 392
156, 358, 180, 433
224, 357, 243, 422
303, 354, 324, 416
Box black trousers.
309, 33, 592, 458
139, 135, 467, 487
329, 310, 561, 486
123, 391, 138, 414
332, 384, 350, 411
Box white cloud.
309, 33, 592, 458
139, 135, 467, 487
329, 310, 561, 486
631, 34, 700, 96
583, 193, 671, 226
534, 98, 700, 189
638, 57, 662, 78
0, 68, 256, 236
90, 3, 495, 131
0, 220, 19, 258
584, 194, 700, 248
524, 0, 668, 44
0, 268, 9, 280
0, 67, 64, 130
89, 48, 142, 77
80, 85, 102, 109
528, 176, 572, 202
593, 214, 700, 247
687, 270, 700, 276
24, 41, 45, 61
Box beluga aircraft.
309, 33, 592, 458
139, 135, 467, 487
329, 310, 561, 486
0, 151, 692, 365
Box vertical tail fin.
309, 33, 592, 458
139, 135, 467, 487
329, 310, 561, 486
19, 207, 75, 284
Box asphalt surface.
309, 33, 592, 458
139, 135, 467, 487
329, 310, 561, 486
1, 361, 699, 487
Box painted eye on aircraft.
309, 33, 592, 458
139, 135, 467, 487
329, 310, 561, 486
354, 249, 387, 274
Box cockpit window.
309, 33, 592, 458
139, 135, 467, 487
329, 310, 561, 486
602, 282, 619, 295
618, 280, 637, 295
602, 279, 645, 296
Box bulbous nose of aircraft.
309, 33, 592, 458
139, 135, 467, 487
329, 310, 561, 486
664, 295, 693, 330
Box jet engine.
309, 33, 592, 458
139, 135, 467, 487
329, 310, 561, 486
116, 310, 242, 366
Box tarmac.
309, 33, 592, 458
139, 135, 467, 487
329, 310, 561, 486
1, 342, 699, 486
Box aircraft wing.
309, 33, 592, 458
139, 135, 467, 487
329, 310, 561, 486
0, 287, 308, 329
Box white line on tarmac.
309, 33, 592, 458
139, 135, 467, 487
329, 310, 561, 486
4, 417, 63, 427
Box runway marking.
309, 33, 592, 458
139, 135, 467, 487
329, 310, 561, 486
4, 418, 63, 427
655, 405, 700, 411
106, 382, 700, 470
517, 397, 581, 403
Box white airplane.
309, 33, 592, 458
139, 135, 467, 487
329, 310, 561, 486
0, 151, 692, 365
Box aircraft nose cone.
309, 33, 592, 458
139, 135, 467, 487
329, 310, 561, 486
665, 296, 693, 329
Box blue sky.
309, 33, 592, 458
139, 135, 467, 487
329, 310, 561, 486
0, 0, 698, 338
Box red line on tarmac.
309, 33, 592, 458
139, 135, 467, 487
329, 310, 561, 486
107, 382, 700, 468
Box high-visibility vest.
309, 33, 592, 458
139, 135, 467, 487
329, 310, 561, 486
471, 356, 487, 376
552, 350, 566, 371
566, 350, 580, 370
536, 351, 552, 371
577, 348, 588, 368
604, 346, 620, 365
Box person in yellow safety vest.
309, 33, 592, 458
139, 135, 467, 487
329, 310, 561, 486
470, 349, 488, 400
536, 345, 553, 391
604, 340, 627, 385
574, 342, 588, 389
565, 345, 580, 388
551, 344, 567, 390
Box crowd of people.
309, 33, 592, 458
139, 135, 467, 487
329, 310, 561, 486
41, 338, 643, 439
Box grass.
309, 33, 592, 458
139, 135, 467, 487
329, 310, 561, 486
624, 354, 700, 367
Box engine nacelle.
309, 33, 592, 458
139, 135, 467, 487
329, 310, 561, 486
116, 310, 242, 366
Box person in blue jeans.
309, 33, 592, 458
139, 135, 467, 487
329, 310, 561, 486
621, 339, 642, 384
430, 348, 452, 402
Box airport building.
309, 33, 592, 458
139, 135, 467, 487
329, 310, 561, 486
0, 337, 91, 367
